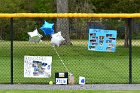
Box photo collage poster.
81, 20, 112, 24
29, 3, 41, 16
88, 29, 117, 52
24, 56, 52, 78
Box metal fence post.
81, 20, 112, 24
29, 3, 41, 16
10, 18, 14, 84
128, 18, 132, 84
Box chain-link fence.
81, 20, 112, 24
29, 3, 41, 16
0, 17, 140, 84
0, 0, 140, 84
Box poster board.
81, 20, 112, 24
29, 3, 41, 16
24, 56, 52, 78
88, 29, 117, 52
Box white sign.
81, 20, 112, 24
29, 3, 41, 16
56, 78, 68, 84
79, 76, 85, 85
24, 56, 52, 78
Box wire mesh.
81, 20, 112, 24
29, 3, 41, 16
1, 17, 139, 84
132, 18, 140, 83
0, 19, 11, 83
0, 0, 140, 84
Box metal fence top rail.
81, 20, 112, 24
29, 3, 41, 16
0, 13, 140, 18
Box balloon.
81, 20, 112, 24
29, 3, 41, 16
51, 31, 65, 47
40, 21, 54, 36
27, 28, 39, 37
27, 29, 43, 43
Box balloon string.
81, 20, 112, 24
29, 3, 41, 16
53, 46, 70, 73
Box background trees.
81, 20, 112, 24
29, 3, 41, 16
0, 0, 140, 43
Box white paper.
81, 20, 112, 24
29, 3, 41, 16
24, 56, 52, 78
79, 76, 85, 85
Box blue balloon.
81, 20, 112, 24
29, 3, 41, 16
40, 21, 54, 36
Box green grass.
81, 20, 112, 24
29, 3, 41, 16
0, 40, 140, 84
1, 90, 140, 93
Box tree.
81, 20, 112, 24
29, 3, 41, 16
69, 0, 95, 39
56, 0, 72, 45
124, 20, 129, 48
0, 0, 56, 40
92, 0, 140, 47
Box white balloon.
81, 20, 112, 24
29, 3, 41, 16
27, 29, 43, 43
27, 29, 40, 37
51, 31, 65, 47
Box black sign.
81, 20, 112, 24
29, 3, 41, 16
55, 72, 68, 85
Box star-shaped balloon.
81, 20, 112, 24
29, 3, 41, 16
51, 31, 65, 47
27, 29, 43, 43
40, 21, 54, 36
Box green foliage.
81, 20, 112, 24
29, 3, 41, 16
0, 0, 56, 41
92, 0, 140, 13
92, 0, 118, 13
34, 0, 56, 13
1, 0, 140, 40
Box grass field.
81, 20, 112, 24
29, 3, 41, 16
0, 39, 140, 84
1, 90, 140, 93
